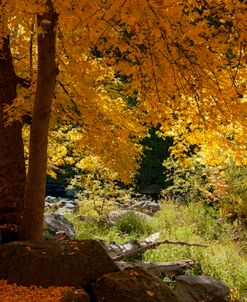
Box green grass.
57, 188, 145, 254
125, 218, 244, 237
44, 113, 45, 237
148, 201, 247, 301
67, 201, 247, 301
66, 210, 155, 243
114, 211, 154, 236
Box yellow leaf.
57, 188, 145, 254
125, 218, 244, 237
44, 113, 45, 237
146, 290, 155, 297
128, 271, 139, 277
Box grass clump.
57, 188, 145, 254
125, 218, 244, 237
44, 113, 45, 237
115, 212, 154, 236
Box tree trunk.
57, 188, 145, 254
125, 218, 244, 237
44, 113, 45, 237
20, 0, 57, 240
0, 36, 26, 242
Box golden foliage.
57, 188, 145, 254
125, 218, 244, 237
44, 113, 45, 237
1, 0, 246, 180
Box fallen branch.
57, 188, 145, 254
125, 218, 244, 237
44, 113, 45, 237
115, 259, 199, 276
111, 239, 208, 261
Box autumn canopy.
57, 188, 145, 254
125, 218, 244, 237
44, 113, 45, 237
0, 0, 246, 240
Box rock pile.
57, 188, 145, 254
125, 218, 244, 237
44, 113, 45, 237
119, 193, 160, 215
45, 196, 77, 215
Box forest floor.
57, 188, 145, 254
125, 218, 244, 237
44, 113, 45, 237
1, 200, 246, 302
0, 280, 69, 302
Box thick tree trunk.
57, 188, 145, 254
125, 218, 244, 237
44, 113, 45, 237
0, 36, 26, 242
19, 0, 57, 240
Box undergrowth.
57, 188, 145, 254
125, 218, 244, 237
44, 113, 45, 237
67, 201, 247, 302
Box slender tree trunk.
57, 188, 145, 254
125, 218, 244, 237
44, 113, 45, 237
0, 36, 26, 242
20, 0, 57, 240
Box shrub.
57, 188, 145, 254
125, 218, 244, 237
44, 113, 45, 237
68, 155, 132, 220
210, 161, 247, 225
162, 154, 247, 226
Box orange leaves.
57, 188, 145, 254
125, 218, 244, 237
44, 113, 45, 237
0, 280, 69, 302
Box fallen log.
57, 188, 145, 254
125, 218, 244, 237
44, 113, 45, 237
99, 232, 161, 258
115, 259, 199, 276
99, 231, 208, 260
103, 240, 142, 258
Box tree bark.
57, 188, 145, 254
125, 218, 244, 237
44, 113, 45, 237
0, 36, 26, 242
19, 0, 57, 240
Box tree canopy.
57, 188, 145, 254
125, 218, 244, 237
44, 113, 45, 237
3, 0, 247, 171
0, 0, 246, 240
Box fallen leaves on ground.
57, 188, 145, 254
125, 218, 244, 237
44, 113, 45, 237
0, 280, 69, 301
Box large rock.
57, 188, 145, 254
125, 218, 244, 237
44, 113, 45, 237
44, 213, 75, 239
174, 275, 230, 302
0, 240, 119, 287
91, 267, 182, 302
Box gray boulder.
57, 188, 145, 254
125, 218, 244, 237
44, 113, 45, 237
91, 266, 182, 302
174, 275, 230, 302
44, 213, 75, 239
